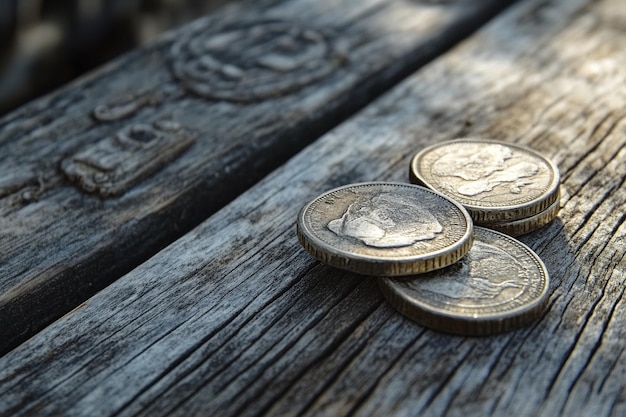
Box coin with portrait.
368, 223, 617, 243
410, 139, 560, 223
379, 227, 549, 335
297, 182, 473, 276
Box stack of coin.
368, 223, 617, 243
409, 139, 560, 236
297, 181, 550, 335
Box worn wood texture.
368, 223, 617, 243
0, 0, 513, 355
2, 0, 626, 415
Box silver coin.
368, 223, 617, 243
297, 182, 473, 276
410, 139, 560, 223
379, 227, 550, 335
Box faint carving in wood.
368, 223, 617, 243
61, 120, 196, 197
169, 19, 343, 102
0, 170, 52, 211
93, 91, 164, 122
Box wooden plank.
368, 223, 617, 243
2, 0, 625, 415
0, 0, 513, 354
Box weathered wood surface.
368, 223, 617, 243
0, 0, 513, 355
2, 0, 626, 415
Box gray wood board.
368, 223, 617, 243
0, 0, 513, 355
2, 0, 625, 415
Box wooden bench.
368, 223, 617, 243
1, 0, 624, 415
0, 0, 511, 356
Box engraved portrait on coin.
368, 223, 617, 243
379, 227, 549, 335
410, 139, 560, 222
327, 192, 443, 248
431, 143, 539, 197
408, 241, 528, 308
169, 18, 341, 101
297, 182, 473, 276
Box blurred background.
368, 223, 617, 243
0, 0, 235, 117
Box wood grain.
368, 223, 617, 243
1, 0, 625, 415
0, 0, 512, 354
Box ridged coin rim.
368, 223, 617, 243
479, 192, 561, 237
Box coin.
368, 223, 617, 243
481, 192, 560, 236
410, 139, 560, 223
297, 182, 474, 276
379, 227, 549, 335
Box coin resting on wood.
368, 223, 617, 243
410, 138, 561, 235
410, 139, 560, 220
379, 227, 549, 336
297, 182, 473, 277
